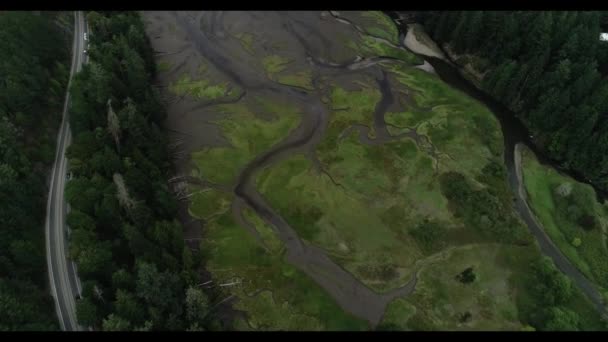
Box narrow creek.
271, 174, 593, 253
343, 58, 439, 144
386, 11, 608, 318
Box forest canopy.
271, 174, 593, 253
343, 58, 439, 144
66, 11, 216, 331
0, 11, 71, 331
421, 11, 608, 194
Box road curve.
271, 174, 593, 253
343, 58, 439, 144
45, 11, 89, 331
512, 144, 608, 319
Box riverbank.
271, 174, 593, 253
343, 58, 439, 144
400, 19, 486, 92
513, 143, 555, 242
394, 15, 608, 326
440, 45, 487, 89
405, 14, 608, 204
402, 23, 446, 61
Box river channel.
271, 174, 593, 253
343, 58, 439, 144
387, 11, 608, 318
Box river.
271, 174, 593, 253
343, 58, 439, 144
387, 11, 608, 319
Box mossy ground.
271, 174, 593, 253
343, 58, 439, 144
262, 55, 292, 77
157, 60, 172, 72
382, 244, 524, 330
262, 54, 315, 90
234, 32, 255, 55
359, 11, 399, 45
169, 74, 232, 100
188, 188, 232, 221
277, 70, 315, 90
202, 210, 369, 330
256, 64, 505, 292
168, 61, 243, 101
350, 35, 423, 65
191, 97, 301, 185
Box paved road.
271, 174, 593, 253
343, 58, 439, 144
45, 11, 89, 331
512, 144, 608, 319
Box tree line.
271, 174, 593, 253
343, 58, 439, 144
421, 11, 608, 194
0, 12, 71, 330
66, 11, 217, 330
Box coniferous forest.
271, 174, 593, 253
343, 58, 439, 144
1, 11, 216, 331
66, 11, 215, 330
421, 11, 608, 193
0, 12, 71, 330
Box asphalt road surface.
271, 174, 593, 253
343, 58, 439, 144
45, 11, 89, 331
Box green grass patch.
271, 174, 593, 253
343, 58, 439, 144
276, 70, 315, 90
256, 137, 452, 292
255, 70, 513, 293
261, 54, 314, 90
384, 62, 503, 173
350, 35, 423, 65
243, 207, 284, 254
521, 146, 608, 289
317, 83, 380, 155
203, 211, 369, 330
168, 73, 231, 100
192, 98, 301, 185
157, 60, 172, 73
189, 189, 232, 221
262, 55, 292, 79
360, 11, 399, 45
403, 244, 524, 331
234, 32, 255, 55
393, 241, 603, 332
377, 298, 417, 330
385, 107, 431, 129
